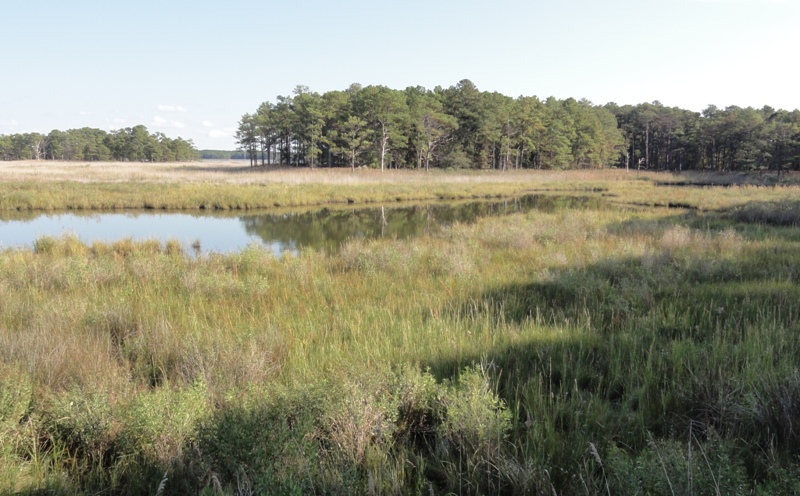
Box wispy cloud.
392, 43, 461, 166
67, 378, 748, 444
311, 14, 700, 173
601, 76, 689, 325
202, 120, 213, 127
79, 111, 91, 116
157, 104, 187, 112
152, 115, 185, 129
0, 119, 19, 127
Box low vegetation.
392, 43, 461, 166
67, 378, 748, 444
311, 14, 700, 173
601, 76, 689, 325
2, 177, 800, 494
1, 163, 799, 213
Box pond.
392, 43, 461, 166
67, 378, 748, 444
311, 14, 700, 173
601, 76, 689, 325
0, 195, 607, 255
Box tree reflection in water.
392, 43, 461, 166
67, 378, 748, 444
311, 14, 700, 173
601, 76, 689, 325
239, 195, 608, 254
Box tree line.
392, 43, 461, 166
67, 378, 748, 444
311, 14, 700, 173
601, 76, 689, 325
0, 125, 199, 162
609, 102, 800, 172
235, 80, 625, 171
199, 149, 248, 160
237, 80, 800, 172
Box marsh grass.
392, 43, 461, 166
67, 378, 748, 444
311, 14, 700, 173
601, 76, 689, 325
2, 187, 800, 494
3, 164, 799, 214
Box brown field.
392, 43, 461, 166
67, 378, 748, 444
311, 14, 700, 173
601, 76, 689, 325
0, 159, 662, 185
3, 159, 797, 187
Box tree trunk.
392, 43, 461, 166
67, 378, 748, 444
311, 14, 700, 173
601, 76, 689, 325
625, 149, 629, 173
379, 123, 388, 172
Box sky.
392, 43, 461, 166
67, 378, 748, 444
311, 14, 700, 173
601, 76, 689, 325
1, 0, 798, 150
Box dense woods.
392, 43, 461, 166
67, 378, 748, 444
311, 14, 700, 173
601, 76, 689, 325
0, 125, 199, 162
610, 102, 800, 172
238, 80, 800, 172
236, 80, 625, 171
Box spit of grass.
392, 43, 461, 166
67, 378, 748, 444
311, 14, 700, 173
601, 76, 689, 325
2, 196, 800, 494
1, 168, 799, 215
0, 178, 548, 212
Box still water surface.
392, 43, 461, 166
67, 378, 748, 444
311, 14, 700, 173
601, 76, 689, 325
0, 196, 604, 255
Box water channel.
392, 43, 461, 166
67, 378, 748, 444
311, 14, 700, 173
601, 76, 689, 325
0, 195, 606, 255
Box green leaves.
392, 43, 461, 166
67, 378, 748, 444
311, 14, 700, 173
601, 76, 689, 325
357, 85, 410, 171
234, 80, 799, 172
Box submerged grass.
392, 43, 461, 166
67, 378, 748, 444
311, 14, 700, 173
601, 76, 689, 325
2, 180, 800, 494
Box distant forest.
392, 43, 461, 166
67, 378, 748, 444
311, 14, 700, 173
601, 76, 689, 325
0, 125, 199, 162
199, 149, 247, 160
236, 79, 800, 172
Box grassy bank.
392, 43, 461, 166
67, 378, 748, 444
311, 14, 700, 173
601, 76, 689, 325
2, 190, 800, 494
0, 179, 547, 211
2, 163, 799, 213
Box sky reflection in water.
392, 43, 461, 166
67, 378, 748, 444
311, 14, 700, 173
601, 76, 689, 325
0, 196, 605, 255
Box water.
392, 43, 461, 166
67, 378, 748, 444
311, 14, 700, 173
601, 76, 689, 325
0, 196, 606, 255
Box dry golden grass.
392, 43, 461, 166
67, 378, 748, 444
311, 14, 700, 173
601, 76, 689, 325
4, 159, 796, 186
2, 161, 799, 215
0, 159, 653, 185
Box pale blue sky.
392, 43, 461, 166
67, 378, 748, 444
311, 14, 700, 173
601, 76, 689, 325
1, 0, 798, 149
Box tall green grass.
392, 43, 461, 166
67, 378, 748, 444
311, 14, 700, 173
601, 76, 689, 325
2, 196, 800, 494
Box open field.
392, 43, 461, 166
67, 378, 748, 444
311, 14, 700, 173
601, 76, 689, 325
0, 159, 645, 185
3, 159, 799, 187
2, 167, 800, 494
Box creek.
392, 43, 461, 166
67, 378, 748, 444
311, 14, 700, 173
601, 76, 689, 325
0, 195, 606, 255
